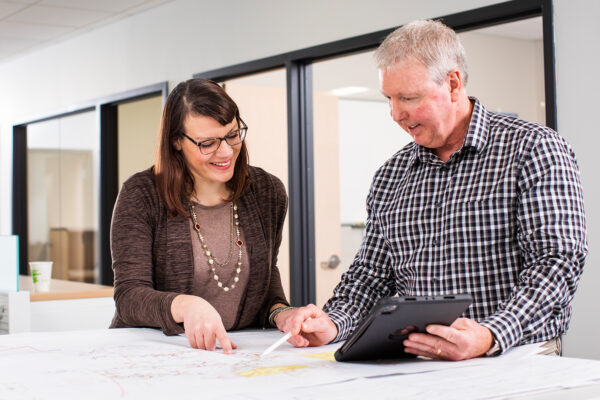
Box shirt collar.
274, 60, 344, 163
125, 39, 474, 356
462, 96, 490, 154
409, 96, 490, 167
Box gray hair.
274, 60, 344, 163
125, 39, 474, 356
374, 19, 469, 87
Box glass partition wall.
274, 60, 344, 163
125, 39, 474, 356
312, 51, 412, 306
27, 111, 99, 282
23, 94, 164, 285
13, 83, 167, 285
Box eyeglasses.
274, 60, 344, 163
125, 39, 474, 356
181, 120, 247, 155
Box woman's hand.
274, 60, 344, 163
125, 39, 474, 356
171, 294, 236, 353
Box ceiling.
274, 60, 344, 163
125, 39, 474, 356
0, 0, 172, 63
0, 3, 542, 79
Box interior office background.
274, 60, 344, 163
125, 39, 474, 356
0, 0, 598, 360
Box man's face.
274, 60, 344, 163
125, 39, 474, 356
380, 59, 461, 152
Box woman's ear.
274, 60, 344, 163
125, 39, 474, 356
173, 137, 182, 151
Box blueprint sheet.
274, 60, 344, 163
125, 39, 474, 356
1, 328, 600, 399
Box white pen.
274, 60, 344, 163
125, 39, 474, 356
260, 332, 292, 357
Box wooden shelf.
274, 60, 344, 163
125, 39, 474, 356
19, 275, 113, 301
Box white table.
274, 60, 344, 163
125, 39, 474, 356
1, 328, 599, 399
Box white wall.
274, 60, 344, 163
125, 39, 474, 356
0, 0, 598, 358
554, 0, 600, 360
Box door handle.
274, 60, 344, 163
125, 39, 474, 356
320, 254, 341, 270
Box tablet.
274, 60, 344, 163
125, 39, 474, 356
334, 294, 473, 362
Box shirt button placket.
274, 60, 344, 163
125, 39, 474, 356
434, 164, 449, 290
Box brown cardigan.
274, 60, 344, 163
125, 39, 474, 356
109, 166, 289, 335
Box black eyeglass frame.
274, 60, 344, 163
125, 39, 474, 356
181, 119, 248, 155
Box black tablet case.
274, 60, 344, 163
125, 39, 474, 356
334, 294, 473, 362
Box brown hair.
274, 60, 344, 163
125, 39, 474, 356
154, 78, 249, 217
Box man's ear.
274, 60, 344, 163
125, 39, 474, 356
447, 69, 463, 102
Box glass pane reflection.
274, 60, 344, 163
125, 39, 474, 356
27, 111, 99, 283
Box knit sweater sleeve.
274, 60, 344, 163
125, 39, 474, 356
249, 167, 290, 326
110, 170, 183, 335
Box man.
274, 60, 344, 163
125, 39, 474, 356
274, 19, 587, 360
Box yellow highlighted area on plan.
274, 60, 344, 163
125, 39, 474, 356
302, 351, 336, 361
237, 365, 309, 377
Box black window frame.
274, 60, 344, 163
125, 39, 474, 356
193, 0, 556, 306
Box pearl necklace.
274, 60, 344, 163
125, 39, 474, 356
190, 202, 242, 292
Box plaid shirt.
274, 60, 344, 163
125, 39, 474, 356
324, 98, 587, 354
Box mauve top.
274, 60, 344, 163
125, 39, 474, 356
109, 166, 289, 335
188, 201, 250, 330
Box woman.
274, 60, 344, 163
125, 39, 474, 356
110, 78, 293, 353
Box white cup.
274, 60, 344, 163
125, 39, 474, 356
29, 261, 53, 292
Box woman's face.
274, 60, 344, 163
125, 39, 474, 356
177, 113, 242, 189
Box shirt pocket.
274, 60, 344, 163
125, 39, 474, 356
451, 195, 517, 262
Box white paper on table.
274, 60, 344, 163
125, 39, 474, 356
1, 328, 599, 400
259, 354, 600, 400
0, 328, 484, 400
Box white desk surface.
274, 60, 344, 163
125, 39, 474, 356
19, 275, 113, 301
1, 328, 599, 399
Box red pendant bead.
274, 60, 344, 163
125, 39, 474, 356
195, 224, 200, 230
237, 240, 243, 247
